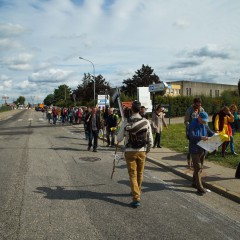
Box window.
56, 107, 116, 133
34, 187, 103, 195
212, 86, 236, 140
215, 90, 219, 97
210, 89, 212, 97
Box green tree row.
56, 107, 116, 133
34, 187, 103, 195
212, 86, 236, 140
42, 63, 240, 114
155, 91, 240, 118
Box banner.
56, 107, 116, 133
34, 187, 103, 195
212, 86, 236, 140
97, 95, 110, 109
137, 87, 152, 112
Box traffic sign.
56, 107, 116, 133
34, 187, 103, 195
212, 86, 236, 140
148, 82, 168, 92
2, 96, 9, 100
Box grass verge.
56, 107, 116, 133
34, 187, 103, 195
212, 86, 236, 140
161, 123, 239, 169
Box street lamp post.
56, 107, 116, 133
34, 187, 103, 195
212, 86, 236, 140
79, 57, 96, 106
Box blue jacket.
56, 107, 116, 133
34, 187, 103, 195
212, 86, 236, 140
188, 118, 214, 154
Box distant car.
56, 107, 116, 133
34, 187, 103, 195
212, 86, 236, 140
35, 107, 43, 111
18, 105, 23, 110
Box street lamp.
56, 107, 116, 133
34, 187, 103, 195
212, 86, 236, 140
79, 57, 96, 106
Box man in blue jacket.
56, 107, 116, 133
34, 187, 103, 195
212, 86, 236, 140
188, 111, 214, 195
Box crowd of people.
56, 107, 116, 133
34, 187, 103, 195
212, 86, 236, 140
46, 106, 83, 125
42, 99, 239, 207
184, 97, 239, 195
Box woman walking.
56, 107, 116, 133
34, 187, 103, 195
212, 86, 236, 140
151, 106, 167, 148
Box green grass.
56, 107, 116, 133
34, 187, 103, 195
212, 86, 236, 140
161, 123, 240, 169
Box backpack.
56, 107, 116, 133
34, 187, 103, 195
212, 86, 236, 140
125, 118, 149, 149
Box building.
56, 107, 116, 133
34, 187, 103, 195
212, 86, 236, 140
166, 80, 238, 97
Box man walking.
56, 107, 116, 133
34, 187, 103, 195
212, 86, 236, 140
117, 101, 153, 208
86, 107, 101, 152
106, 108, 118, 147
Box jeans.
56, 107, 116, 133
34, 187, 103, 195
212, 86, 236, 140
88, 130, 99, 150
84, 123, 89, 140
125, 151, 146, 201
106, 129, 116, 146
154, 132, 162, 147
53, 116, 57, 125
62, 115, 66, 124
226, 135, 235, 154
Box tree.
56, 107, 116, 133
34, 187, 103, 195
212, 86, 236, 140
53, 84, 72, 107
74, 73, 110, 105
43, 94, 55, 106
121, 64, 161, 98
16, 96, 25, 105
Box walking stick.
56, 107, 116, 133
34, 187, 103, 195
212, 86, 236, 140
111, 142, 119, 179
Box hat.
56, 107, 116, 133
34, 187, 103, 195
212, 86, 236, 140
199, 111, 209, 122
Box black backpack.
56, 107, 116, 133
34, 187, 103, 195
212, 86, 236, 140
125, 118, 149, 149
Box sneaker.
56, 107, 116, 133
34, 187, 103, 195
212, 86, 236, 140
93, 149, 97, 152
197, 188, 207, 196
131, 201, 141, 208
87, 146, 91, 151
232, 152, 238, 156
157, 145, 162, 148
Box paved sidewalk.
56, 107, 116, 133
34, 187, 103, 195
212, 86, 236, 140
147, 147, 240, 204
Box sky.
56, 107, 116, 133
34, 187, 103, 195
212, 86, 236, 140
0, 0, 240, 104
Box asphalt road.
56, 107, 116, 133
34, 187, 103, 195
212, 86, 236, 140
0, 110, 239, 240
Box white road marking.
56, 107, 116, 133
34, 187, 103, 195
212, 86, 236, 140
28, 118, 33, 121
18, 119, 23, 121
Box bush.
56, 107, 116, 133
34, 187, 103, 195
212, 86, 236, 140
0, 106, 12, 112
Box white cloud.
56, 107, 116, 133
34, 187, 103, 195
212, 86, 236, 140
0, 74, 11, 81
28, 68, 73, 83
0, 38, 23, 50
0, 0, 240, 101
0, 22, 27, 37
17, 80, 37, 89
174, 19, 190, 28
3, 80, 12, 88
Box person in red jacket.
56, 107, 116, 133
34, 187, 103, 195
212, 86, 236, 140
52, 107, 58, 125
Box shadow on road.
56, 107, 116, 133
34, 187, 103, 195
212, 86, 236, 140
118, 180, 194, 194
34, 186, 131, 207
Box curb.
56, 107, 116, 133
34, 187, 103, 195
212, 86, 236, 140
146, 156, 240, 204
